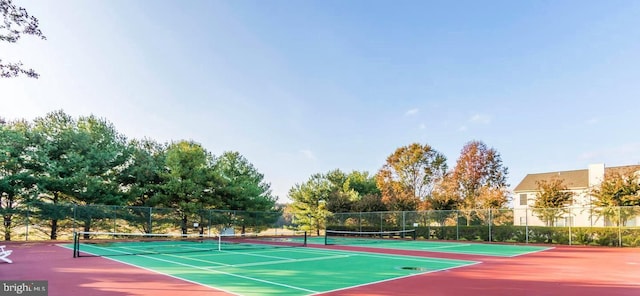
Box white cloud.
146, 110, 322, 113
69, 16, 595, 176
419, 123, 426, 129
469, 113, 491, 124
405, 108, 419, 116
299, 149, 317, 160
458, 125, 468, 132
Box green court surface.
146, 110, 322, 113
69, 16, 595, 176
63, 242, 478, 296
314, 236, 551, 257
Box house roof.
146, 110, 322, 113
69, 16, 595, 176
514, 169, 588, 192
514, 165, 640, 192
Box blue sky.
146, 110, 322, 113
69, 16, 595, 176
2, 0, 640, 202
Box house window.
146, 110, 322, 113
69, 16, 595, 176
519, 194, 528, 206
555, 216, 573, 227
519, 217, 526, 226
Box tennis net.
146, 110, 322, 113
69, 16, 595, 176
324, 229, 416, 246
72, 231, 307, 257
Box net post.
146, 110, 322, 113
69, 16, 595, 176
412, 229, 417, 241
304, 231, 307, 247
324, 230, 328, 245
73, 231, 78, 258
218, 234, 222, 251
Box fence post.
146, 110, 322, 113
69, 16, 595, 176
73, 204, 77, 235
525, 207, 529, 244
568, 208, 572, 246
426, 211, 431, 240
488, 209, 492, 242
618, 206, 622, 247
402, 211, 406, 232
25, 204, 29, 241
456, 210, 459, 241
113, 206, 117, 233
208, 209, 212, 237
148, 207, 152, 233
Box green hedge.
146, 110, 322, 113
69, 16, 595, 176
418, 226, 640, 247
327, 225, 640, 247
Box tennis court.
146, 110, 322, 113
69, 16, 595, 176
316, 230, 552, 257
62, 232, 479, 296
4, 237, 639, 296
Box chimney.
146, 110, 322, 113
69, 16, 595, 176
588, 163, 605, 187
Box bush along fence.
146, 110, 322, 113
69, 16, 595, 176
1, 203, 298, 241
326, 206, 640, 247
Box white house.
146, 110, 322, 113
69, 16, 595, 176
513, 164, 640, 227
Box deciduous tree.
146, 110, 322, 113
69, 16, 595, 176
532, 178, 574, 226
591, 168, 640, 226
428, 173, 460, 211
323, 169, 380, 213
451, 141, 509, 225
377, 143, 447, 211
1, 0, 46, 78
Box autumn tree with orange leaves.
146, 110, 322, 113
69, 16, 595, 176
450, 141, 509, 225
376, 143, 447, 211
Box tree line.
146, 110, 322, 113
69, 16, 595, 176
0, 111, 277, 240
3, 111, 638, 240
288, 142, 640, 234
288, 141, 510, 234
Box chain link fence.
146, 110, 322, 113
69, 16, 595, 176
1, 204, 299, 241
4, 204, 639, 246
327, 206, 640, 247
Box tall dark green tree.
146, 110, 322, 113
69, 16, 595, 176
214, 151, 277, 233
71, 115, 133, 235
119, 138, 167, 233
215, 151, 276, 211
31, 111, 82, 239
0, 119, 37, 240
160, 140, 218, 234
289, 174, 332, 235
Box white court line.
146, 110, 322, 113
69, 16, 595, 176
507, 246, 555, 257
64, 243, 485, 295
418, 244, 554, 257
295, 247, 480, 265
220, 249, 292, 260
57, 244, 242, 296
76, 244, 319, 294
206, 254, 352, 269
422, 243, 472, 250
311, 260, 482, 295
139, 247, 351, 269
